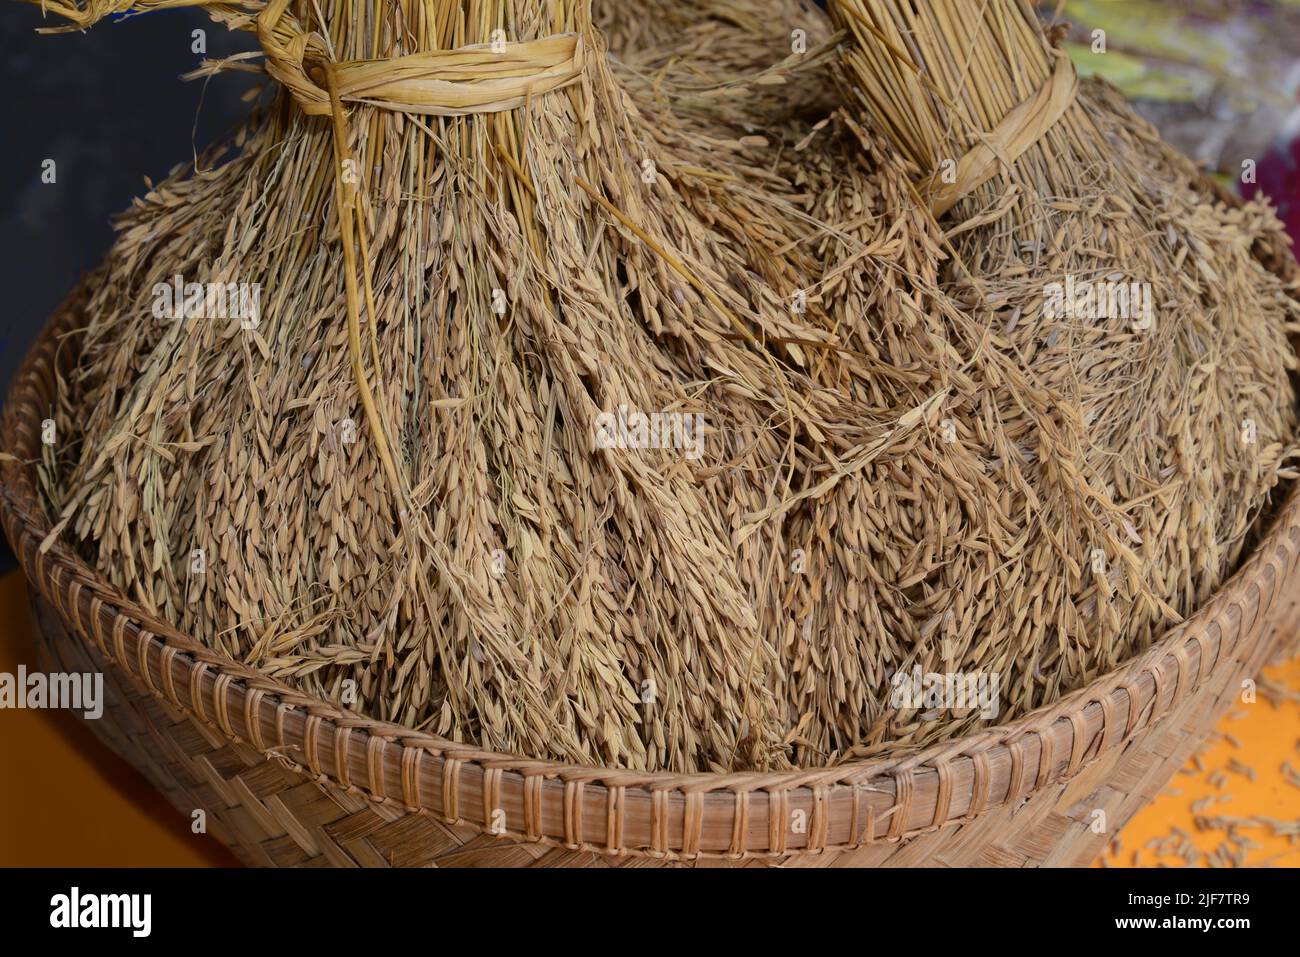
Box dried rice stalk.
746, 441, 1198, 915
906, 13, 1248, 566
17, 0, 1300, 773
793, 0, 1300, 757
32, 0, 843, 772
598, 0, 842, 127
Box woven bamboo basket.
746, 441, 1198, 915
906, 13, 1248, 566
4, 234, 1300, 865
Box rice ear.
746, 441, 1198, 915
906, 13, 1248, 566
19, 0, 1299, 774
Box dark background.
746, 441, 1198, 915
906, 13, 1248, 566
0, 6, 258, 571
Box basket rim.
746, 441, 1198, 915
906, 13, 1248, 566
3, 276, 1297, 861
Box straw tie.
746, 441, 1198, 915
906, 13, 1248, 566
917, 50, 1079, 218
256, 0, 587, 118
30, 0, 588, 112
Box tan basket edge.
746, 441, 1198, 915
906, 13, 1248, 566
3, 285, 1298, 862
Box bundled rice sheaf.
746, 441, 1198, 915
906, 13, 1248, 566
18, 0, 1300, 773
599, 0, 841, 126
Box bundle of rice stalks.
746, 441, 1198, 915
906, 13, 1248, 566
598, 0, 841, 127
28, 0, 890, 774
16, 0, 1299, 775
802, 0, 1300, 755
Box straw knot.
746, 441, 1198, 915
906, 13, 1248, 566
256, 0, 586, 118
256, 0, 332, 114
917, 50, 1079, 217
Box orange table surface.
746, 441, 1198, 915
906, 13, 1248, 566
1099, 651, 1300, 868
0, 566, 1296, 867
0, 570, 236, 866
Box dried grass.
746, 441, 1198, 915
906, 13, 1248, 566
18, 0, 1300, 773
